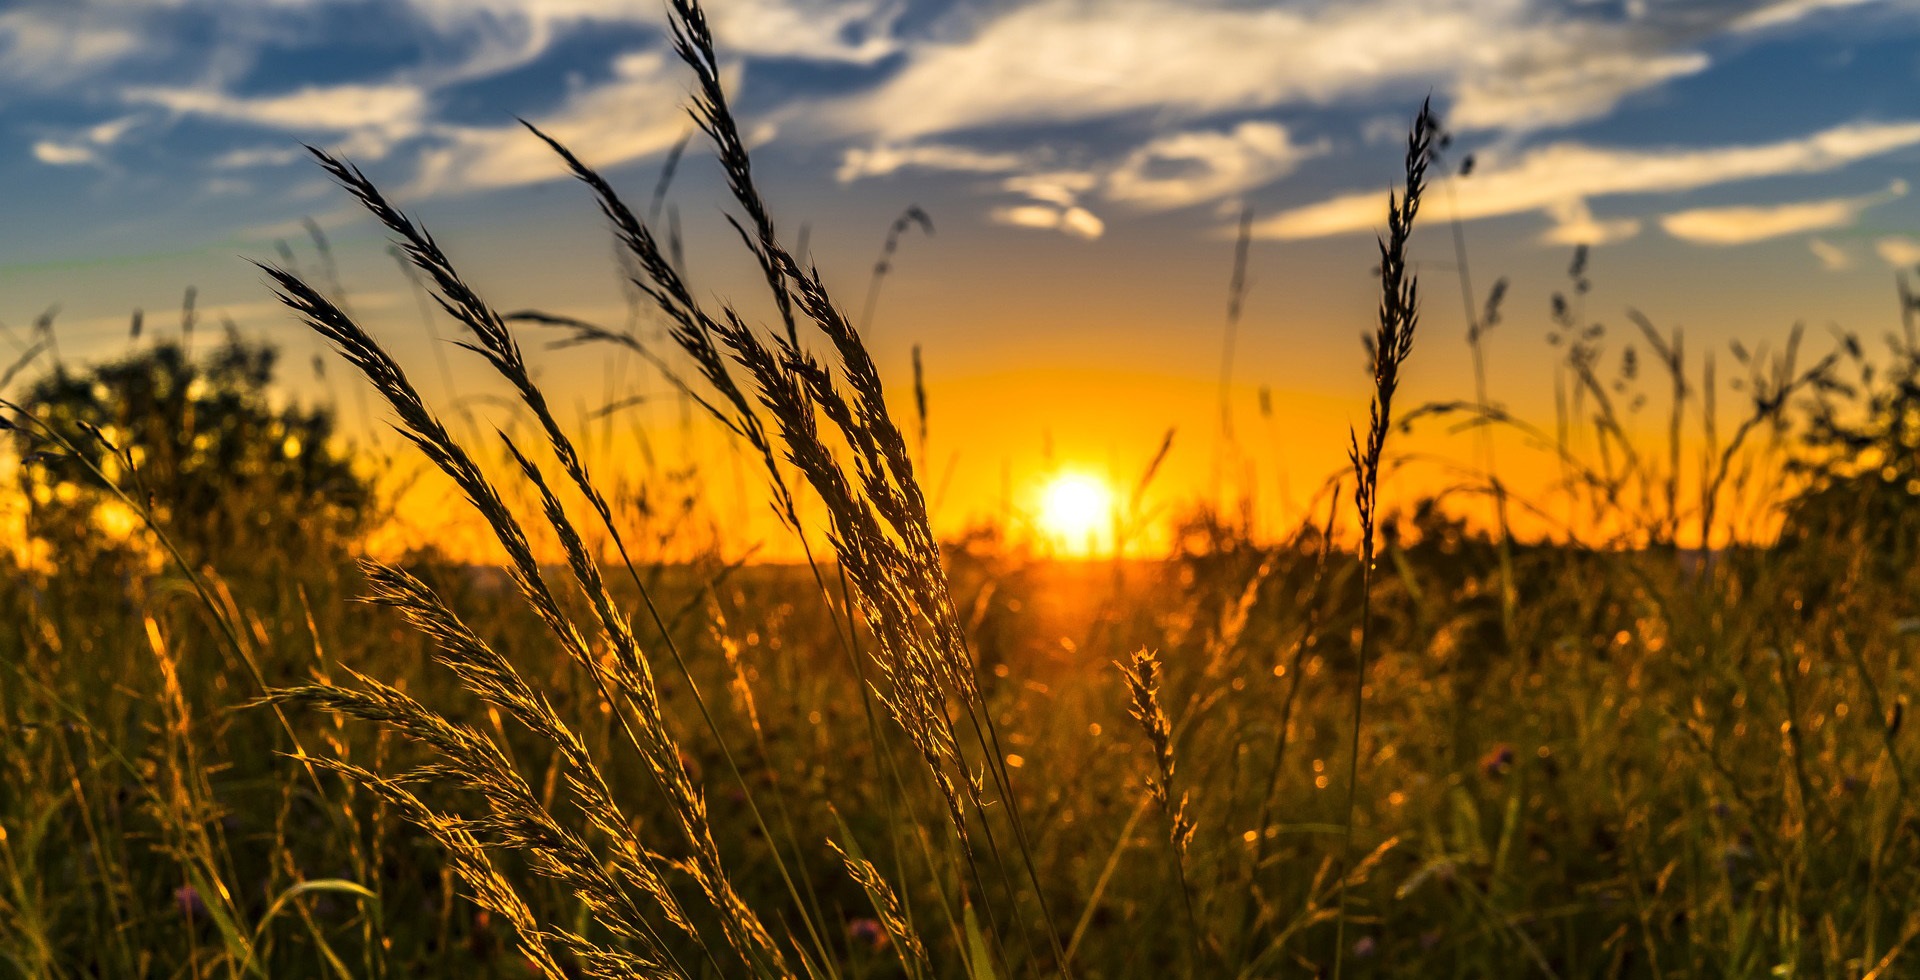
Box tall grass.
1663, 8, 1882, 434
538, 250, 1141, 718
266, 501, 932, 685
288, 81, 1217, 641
12, 2, 1920, 976
248, 0, 1083, 974
1333, 99, 1438, 978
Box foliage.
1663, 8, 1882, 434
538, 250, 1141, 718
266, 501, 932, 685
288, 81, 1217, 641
9, 339, 371, 570
1783, 315, 1920, 573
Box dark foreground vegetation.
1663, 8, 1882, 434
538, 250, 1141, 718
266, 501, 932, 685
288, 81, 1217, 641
8, 2, 1920, 976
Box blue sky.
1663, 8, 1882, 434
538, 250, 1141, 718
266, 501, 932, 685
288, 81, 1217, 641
3, 0, 1920, 538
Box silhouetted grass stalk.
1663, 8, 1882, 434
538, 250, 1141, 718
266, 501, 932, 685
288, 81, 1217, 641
1444, 154, 1519, 638
554, 2, 1071, 969
1216, 207, 1254, 519
1333, 101, 1437, 978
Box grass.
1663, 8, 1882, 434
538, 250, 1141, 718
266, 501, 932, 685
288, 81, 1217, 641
8, 0, 1920, 975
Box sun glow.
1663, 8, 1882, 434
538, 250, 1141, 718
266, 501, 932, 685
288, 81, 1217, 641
1038, 472, 1115, 556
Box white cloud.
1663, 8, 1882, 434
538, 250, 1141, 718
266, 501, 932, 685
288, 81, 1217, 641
13, 0, 1915, 226
1809, 237, 1852, 270
115, 46, 690, 194
85, 115, 143, 146
837, 142, 1035, 182
1878, 236, 1920, 269
121, 80, 431, 164
990, 203, 1105, 240
126, 82, 430, 135
822, 0, 1464, 140
1104, 122, 1325, 210
407, 49, 690, 195
0, 9, 143, 90
32, 141, 99, 166
1733, 0, 1889, 33
1542, 199, 1641, 246
1450, 42, 1707, 131
818, 0, 1871, 143
1658, 180, 1907, 244
25, 112, 148, 170
848, 121, 1326, 230
212, 145, 304, 169
1003, 171, 1099, 208
400, 0, 904, 65
1254, 120, 1920, 240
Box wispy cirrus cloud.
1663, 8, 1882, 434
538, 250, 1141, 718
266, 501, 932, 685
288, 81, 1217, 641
111, 42, 695, 194
127, 82, 430, 137
1103, 122, 1326, 210
1541, 199, 1642, 246
32, 141, 101, 167
407, 50, 693, 195
7, 0, 903, 196
1879, 236, 1920, 269
990, 203, 1105, 240
1809, 237, 1853, 270
1254, 120, 1920, 242
0, 8, 144, 92
1658, 180, 1907, 245
29, 113, 146, 169
851, 121, 1325, 238
837, 142, 1040, 183
8, 0, 1920, 251
121, 80, 433, 168
819, 0, 1881, 144
401, 0, 905, 66
1732, 0, 1890, 32
823, 0, 1481, 141
812, 0, 1918, 240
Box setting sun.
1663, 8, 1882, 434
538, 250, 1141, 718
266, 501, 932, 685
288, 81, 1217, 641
1038, 472, 1115, 555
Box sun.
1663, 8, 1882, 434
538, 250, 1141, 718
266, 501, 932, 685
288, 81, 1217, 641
1038, 472, 1115, 556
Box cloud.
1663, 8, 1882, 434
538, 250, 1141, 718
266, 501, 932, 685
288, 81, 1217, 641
1879, 236, 1920, 269
114, 45, 690, 195
837, 142, 1035, 182
18, 0, 900, 188
25, 112, 147, 170
1003, 171, 1100, 208
819, 0, 1865, 144
685, 0, 903, 64
0, 9, 143, 90
400, 0, 904, 65
1254, 120, 1920, 241
1809, 237, 1852, 270
212, 145, 305, 169
127, 82, 430, 136
990, 203, 1105, 240
1733, 0, 1889, 33
822, 0, 1460, 141
85, 115, 143, 146
984, 171, 1102, 237
1450, 42, 1707, 132
1542, 199, 1641, 246
32, 141, 99, 166
846, 121, 1326, 234
122, 80, 432, 164
1104, 122, 1325, 210
1659, 180, 1907, 244
407, 49, 691, 195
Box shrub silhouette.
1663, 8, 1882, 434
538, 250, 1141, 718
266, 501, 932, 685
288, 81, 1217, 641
12, 338, 371, 571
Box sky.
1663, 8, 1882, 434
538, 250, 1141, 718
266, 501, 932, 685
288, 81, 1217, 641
3, 0, 1920, 552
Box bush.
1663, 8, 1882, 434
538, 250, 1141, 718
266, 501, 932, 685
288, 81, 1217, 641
11, 339, 372, 572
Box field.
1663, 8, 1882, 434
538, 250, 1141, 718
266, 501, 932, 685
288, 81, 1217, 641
7, 2, 1920, 978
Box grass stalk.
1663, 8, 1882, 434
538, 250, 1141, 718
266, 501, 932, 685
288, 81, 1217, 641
1333, 100, 1437, 978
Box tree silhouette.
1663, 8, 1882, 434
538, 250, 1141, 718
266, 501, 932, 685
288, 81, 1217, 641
10, 339, 371, 572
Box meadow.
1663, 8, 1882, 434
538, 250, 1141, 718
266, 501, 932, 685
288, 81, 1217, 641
7, 2, 1920, 977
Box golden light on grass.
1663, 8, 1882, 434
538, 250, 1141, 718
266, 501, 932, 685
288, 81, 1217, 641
1038, 471, 1114, 556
